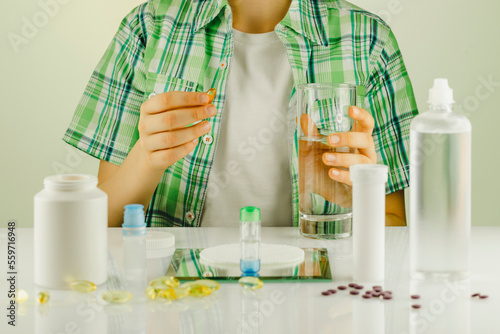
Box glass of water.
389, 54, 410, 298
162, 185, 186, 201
297, 83, 357, 239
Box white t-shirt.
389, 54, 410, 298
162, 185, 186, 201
201, 28, 293, 227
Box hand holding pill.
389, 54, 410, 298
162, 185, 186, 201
137, 88, 217, 171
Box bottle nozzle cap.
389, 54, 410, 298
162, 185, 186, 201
240, 206, 261, 222
428, 78, 454, 106
123, 204, 146, 229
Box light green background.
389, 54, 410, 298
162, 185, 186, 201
1, 0, 499, 227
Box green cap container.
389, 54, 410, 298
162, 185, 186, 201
240, 206, 261, 222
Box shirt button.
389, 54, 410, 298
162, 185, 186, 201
219, 61, 227, 69
148, 92, 157, 99
202, 134, 213, 145
186, 211, 195, 222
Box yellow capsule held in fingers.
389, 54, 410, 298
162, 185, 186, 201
206, 88, 216, 103
238, 276, 263, 290
189, 285, 212, 298
70, 280, 97, 293
145, 286, 158, 300
13, 289, 29, 303
150, 276, 180, 289
37, 291, 50, 304
102, 290, 132, 304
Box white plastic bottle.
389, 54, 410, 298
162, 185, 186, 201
350, 164, 388, 283
34, 175, 108, 289
122, 204, 147, 292
410, 79, 471, 280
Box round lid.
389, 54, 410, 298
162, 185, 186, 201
350, 164, 388, 184
146, 231, 175, 259
146, 231, 175, 249
240, 206, 261, 222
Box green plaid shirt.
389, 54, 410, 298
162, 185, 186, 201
63, 0, 418, 227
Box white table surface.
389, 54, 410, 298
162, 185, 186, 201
1, 227, 499, 334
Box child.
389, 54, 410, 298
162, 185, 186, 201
63, 0, 417, 227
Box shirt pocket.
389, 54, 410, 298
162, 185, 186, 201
145, 72, 201, 98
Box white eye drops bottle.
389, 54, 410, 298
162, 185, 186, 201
34, 175, 108, 289
350, 164, 388, 283
122, 204, 147, 291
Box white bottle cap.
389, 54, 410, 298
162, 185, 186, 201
146, 231, 175, 259
350, 164, 388, 184
428, 78, 455, 106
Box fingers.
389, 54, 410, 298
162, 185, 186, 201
328, 168, 352, 186
300, 113, 321, 137
322, 152, 372, 168
143, 121, 211, 151
327, 132, 374, 150
142, 91, 211, 115
149, 138, 199, 168
349, 106, 375, 134
140, 104, 217, 134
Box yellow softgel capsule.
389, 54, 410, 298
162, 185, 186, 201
195, 279, 220, 291
189, 285, 213, 298
102, 290, 132, 304
173, 287, 189, 299
150, 276, 180, 289
13, 289, 29, 304
37, 291, 50, 304
145, 286, 158, 300
157, 288, 176, 300
238, 277, 263, 290
157, 287, 189, 301
206, 88, 217, 104
180, 280, 219, 292
70, 280, 97, 293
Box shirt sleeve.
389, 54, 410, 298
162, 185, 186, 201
364, 29, 419, 194
62, 3, 153, 165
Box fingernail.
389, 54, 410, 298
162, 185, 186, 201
331, 169, 340, 176
199, 94, 209, 103
330, 135, 340, 144
325, 154, 336, 162
192, 138, 199, 145
206, 105, 217, 116
202, 122, 211, 131
206, 88, 216, 96
352, 106, 359, 115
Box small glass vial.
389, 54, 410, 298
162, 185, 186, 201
34, 174, 107, 289
240, 207, 261, 276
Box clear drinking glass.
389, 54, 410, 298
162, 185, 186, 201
297, 83, 357, 239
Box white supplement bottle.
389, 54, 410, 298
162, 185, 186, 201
350, 164, 388, 283
34, 174, 108, 289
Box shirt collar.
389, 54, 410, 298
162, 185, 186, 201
192, 0, 329, 46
